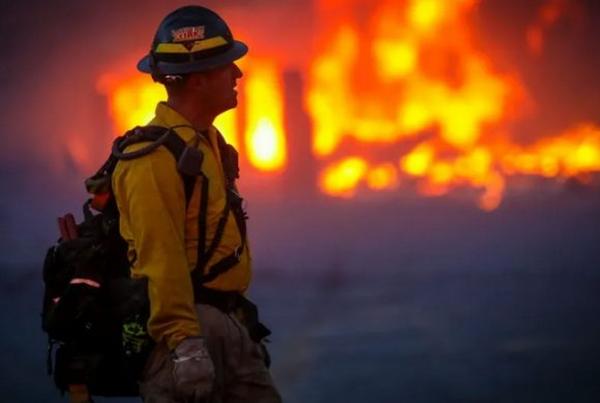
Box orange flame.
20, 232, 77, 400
95, 1, 600, 210
310, 0, 600, 210
503, 124, 600, 178
319, 157, 368, 198
244, 59, 287, 172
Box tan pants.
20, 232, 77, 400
140, 304, 282, 403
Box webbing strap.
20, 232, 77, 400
113, 126, 196, 206
201, 189, 247, 283
196, 173, 209, 271
192, 131, 248, 285
193, 190, 240, 285
197, 246, 242, 284
109, 126, 247, 285
198, 198, 231, 271
160, 132, 196, 207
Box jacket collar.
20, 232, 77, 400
150, 101, 218, 146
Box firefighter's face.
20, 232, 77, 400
192, 62, 243, 116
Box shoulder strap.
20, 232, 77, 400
192, 131, 248, 285
112, 126, 197, 207
215, 130, 240, 186
99, 126, 246, 285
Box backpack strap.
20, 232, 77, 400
85, 126, 197, 212
91, 125, 247, 285
116, 126, 248, 284
113, 126, 197, 206
193, 130, 248, 285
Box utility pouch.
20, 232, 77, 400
235, 296, 272, 367
236, 296, 272, 343
193, 287, 271, 343
53, 342, 141, 397
47, 275, 151, 397
42, 240, 107, 343
42, 210, 150, 396
107, 276, 154, 375
53, 345, 100, 392
177, 146, 204, 176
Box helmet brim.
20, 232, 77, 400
137, 40, 248, 75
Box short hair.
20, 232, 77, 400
158, 74, 189, 97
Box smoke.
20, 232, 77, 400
477, 0, 600, 141
526, 0, 583, 56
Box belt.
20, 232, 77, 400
193, 285, 272, 343
193, 285, 241, 313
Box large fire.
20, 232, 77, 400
95, 0, 600, 210
308, 0, 600, 210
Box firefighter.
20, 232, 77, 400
112, 5, 281, 402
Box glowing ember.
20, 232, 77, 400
401, 143, 435, 177
244, 59, 287, 172
320, 159, 402, 197
366, 163, 399, 190
320, 157, 368, 198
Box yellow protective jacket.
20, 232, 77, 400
112, 102, 251, 350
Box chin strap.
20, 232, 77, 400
149, 52, 183, 84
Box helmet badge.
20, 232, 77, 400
171, 26, 205, 43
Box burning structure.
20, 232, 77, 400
71, 0, 600, 211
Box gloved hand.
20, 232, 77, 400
171, 337, 215, 401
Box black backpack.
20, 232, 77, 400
42, 125, 244, 397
